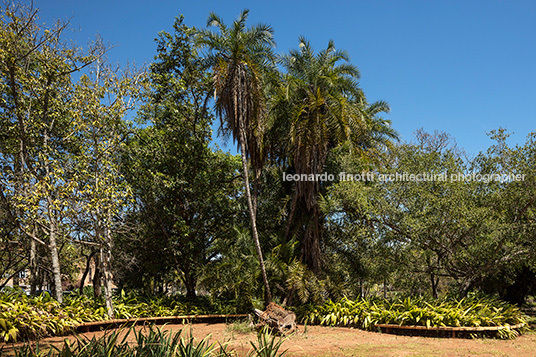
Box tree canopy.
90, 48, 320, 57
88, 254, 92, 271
1, 3, 535, 310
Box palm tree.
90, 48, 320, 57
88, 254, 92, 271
196, 10, 275, 303
275, 38, 397, 273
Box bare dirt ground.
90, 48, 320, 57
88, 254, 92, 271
2, 323, 536, 356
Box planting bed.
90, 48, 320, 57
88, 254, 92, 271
2, 323, 536, 356
376, 322, 526, 338
76, 314, 248, 332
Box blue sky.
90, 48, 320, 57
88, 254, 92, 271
36, 0, 536, 157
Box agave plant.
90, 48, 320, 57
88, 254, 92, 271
248, 326, 289, 357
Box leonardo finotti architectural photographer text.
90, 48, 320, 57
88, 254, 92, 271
282, 172, 526, 183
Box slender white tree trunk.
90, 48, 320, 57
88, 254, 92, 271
101, 246, 115, 319
48, 223, 63, 303
101, 209, 115, 319
29, 237, 38, 295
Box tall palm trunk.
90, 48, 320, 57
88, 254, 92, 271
238, 122, 272, 305
301, 203, 323, 273
198, 9, 275, 306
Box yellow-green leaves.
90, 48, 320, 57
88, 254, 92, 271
304, 295, 526, 339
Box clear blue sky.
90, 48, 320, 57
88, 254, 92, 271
36, 0, 536, 156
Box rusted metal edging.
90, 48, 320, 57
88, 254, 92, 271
76, 314, 249, 333
375, 323, 526, 338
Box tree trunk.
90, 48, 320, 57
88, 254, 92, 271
13, 271, 20, 288
238, 127, 272, 305
101, 245, 115, 319
79, 251, 96, 294
458, 275, 479, 297
101, 212, 115, 319
284, 191, 299, 240
301, 204, 322, 273
93, 254, 102, 299
431, 273, 438, 299
48, 226, 63, 303
29, 237, 38, 295
182, 266, 197, 299
43, 124, 63, 303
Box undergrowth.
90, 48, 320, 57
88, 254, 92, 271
299, 294, 527, 339
0, 288, 240, 342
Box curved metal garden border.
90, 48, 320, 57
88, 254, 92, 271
76, 316, 526, 338
375, 323, 526, 338
76, 314, 249, 333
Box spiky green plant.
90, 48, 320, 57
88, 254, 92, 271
248, 326, 289, 357
12, 325, 232, 357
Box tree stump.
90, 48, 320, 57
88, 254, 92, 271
254, 302, 297, 335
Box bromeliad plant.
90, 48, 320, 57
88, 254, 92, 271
302, 295, 527, 338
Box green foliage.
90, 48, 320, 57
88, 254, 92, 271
322, 129, 536, 301
303, 295, 527, 339
0, 292, 78, 342
248, 326, 289, 357
270, 37, 397, 273
1, 2, 535, 338
200, 228, 264, 312
13, 325, 231, 357
117, 16, 242, 298
0, 291, 238, 342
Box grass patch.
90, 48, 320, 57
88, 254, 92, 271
226, 320, 255, 335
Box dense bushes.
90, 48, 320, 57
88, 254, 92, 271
301, 295, 527, 339
0, 289, 239, 342
0, 291, 98, 342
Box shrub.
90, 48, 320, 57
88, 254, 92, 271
0, 290, 239, 342
302, 295, 527, 339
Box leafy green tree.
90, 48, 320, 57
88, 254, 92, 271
200, 227, 263, 310
472, 129, 536, 303
196, 9, 275, 303
0, 3, 97, 302
69, 53, 142, 317
0, 4, 140, 307
325, 129, 534, 299
118, 17, 241, 298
